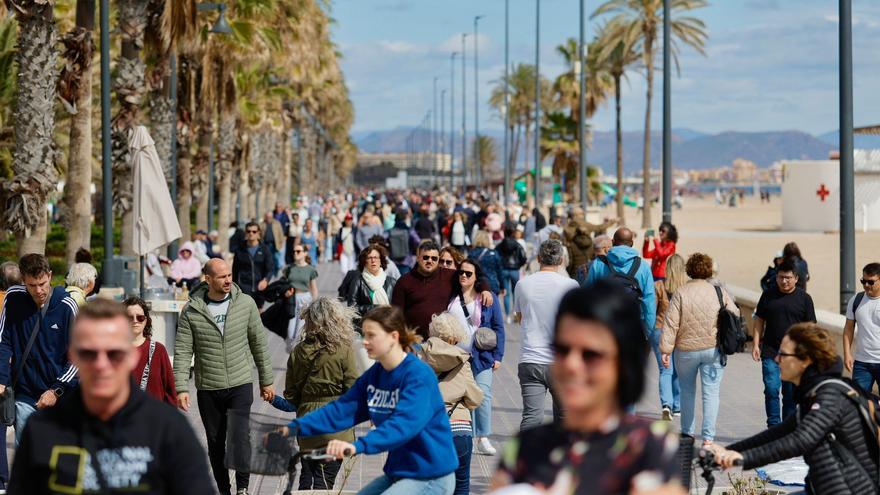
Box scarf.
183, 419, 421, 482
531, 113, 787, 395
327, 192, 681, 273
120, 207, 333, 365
362, 269, 389, 306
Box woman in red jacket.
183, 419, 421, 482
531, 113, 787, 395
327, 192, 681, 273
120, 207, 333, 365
643, 221, 678, 281
124, 297, 178, 406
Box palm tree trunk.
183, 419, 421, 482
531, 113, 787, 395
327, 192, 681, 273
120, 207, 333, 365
192, 116, 211, 233
615, 74, 625, 224
216, 115, 235, 253
175, 55, 194, 241
60, 0, 95, 265
4, 2, 59, 256
641, 36, 654, 229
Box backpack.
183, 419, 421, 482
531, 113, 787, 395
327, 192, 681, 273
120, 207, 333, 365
853, 291, 867, 315
388, 228, 409, 261
714, 285, 747, 366
596, 255, 642, 298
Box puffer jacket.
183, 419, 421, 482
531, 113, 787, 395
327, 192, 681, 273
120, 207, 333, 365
660, 279, 739, 353
419, 337, 484, 424
284, 339, 358, 450
728, 360, 878, 495
173, 282, 273, 392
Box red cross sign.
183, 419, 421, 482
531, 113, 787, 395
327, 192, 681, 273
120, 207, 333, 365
816, 184, 830, 202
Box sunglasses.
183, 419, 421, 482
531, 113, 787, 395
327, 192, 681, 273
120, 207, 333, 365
439, 259, 455, 267
776, 351, 799, 359
246, 229, 259, 234
553, 343, 612, 366
421, 255, 439, 262
294, 249, 304, 254
458, 270, 474, 278
75, 348, 129, 365
128, 314, 146, 323
861, 279, 877, 287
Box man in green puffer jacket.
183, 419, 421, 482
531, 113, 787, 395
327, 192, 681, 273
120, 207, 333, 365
173, 259, 274, 495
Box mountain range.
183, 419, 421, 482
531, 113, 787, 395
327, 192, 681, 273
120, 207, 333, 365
354, 126, 873, 175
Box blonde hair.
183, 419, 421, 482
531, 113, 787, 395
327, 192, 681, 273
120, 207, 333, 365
428, 312, 467, 344
664, 254, 687, 294
473, 230, 492, 248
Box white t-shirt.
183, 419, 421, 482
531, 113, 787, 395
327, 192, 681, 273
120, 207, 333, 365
207, 295, 231, 335
514, 270, 579, 365
448, 296, 478, 352
847, 293, 880, 363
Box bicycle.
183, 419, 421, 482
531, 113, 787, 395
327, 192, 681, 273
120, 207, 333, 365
693, 449, 743, 495
274, 445, 354, 495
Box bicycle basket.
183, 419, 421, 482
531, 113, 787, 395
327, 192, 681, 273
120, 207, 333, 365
225, 410, 299, 476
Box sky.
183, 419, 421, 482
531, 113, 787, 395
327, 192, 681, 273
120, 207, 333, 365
330, 0, 880, 136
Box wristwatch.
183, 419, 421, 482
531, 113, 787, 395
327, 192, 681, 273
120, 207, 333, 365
52, 387, 64, 398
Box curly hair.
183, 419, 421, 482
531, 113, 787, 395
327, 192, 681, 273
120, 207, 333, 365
786, 323, 838, 371
428, 312, 467, 345
439, 246, 465, 268
123, 296, 153, 338
685, 253, 714, 280
358, 244, 389, 271
300, 297, 355, 353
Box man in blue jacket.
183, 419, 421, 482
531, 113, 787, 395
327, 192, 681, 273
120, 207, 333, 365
0, 253, 78, 445
585, 228, 656, 331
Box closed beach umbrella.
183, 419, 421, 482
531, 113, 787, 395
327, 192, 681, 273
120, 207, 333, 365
131, 125, 181, 256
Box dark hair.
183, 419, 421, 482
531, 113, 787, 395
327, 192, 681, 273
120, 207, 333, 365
368, 234, 388, 249
685, 253, 713, 280
74, 248, 93, 263
863, 263, 880, 278
361, 306, 420, 352
554, 281, 649, 408
776, 259, 798, 277
358, 244, 389, 271
786, 323, 837, 371
19, 253, 51, 279
418, 239, 440, 253
659, 221, 678, 243
123, 296, 153, 338
76, 298, 128, 322
0, 262, 20, 290
782, 242, 802, 260
245, 221, 260, 232
452, 258, 486, 302
503, 226, 515, 238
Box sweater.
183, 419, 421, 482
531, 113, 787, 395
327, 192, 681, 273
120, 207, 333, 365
9, 384, 214, 495
292, 353, 458, 479
660, 280, 739, 354
0, 286, 78, 404
728, 361, 878, 494
390, 268, 460, 339
132, 339, 177, 406
642, 239, 676, 280
172, 283, 273, 392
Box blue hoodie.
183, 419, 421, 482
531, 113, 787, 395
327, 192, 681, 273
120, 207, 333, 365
291, 353, 457, 479
586, 245, 657, 331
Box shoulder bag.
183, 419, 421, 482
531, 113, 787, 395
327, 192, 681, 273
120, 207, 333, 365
0, 313, 43, 426
139, 340, 157, 391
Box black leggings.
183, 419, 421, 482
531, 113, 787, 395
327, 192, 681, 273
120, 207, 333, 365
299, 458, 341, 490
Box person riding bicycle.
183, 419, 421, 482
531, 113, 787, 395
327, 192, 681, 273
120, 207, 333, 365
708, 323, 879, 494
282, 305, 457, 495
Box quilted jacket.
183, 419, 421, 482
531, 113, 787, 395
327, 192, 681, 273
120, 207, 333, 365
660, 279, 739, 353
418, 338, 484, 424
173, 282, 274, 392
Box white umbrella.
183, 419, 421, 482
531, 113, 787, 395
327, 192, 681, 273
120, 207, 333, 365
130, 126, 181, 294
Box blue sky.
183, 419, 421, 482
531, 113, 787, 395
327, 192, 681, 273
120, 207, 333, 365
330, 0, 880, 136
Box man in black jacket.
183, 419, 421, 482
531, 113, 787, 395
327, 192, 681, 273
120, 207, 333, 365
232, 221, 274, 307
495, 226, 527, 317
9, 299, 214, 495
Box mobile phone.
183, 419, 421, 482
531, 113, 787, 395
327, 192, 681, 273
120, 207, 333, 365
646, 229, 655, 237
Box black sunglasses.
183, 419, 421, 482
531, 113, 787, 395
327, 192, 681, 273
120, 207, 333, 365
421, 255, 439, 262
861, 279, 877, 287
458, 270, 474, 278
75, 348, 129, 365
553, 342, 611, 366
128, 314, 146, 323
439, 259, 456, 267
246, 229, 259, 234
776, 351, 799, 359
294, 249, 304, 254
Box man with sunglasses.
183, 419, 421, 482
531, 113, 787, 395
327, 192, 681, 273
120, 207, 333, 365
232, 222, 274, 307
0, 254, 79, 447
843, 262, 880, 393
391, 240, 493, 340
9, 299, 215, 495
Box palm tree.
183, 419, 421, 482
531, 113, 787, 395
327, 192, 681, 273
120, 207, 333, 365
593, 19, 640, 224
58, 0, 96, 265
593, 0, 708, 227
0, 17, 17, 181
471, 135, 497, 183
1, 1, 59, 255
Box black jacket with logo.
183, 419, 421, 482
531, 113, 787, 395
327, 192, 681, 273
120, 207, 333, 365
9, 383, 214, 495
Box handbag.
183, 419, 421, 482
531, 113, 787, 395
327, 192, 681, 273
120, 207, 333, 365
0, 313, 44, 426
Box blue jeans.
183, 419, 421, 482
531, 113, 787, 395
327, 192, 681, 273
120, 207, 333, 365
472, 369, 493, 437
358, 472, 455, 495
762, 358, 796, 427
273, 249, 285, 276
649, 329, 680, 411
852, 360, 880, 394
14, 400, 36, 446
675, 348, 724, 441
452, 435, 472, 495
501, 269, 520, 314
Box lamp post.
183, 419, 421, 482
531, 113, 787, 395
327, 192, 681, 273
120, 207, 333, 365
433, 76, 439, 184
474, 15, 484, 190
662, 0, 672, 223
839, 0, 855, 314
100, 0, 112, 261
450, 52, 457, 189
461, 33, 468, 190
578, 0, 588, 212
534, 0, 541, 208
441, 89, 446, 186
503, 0, 510, 205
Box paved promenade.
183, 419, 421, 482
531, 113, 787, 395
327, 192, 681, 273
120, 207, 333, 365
180, 262, 792, 494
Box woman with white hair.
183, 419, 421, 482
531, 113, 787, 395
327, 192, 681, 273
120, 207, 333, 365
421, 312, 484, 495
65, 262, 97, 306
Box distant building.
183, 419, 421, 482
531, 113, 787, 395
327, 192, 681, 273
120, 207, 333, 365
357, 152, 451, 172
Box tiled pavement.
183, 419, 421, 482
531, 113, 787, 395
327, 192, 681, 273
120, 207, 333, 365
180, 262, 795, 494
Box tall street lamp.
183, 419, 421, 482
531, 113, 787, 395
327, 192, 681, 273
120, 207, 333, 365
440, 89, 446, 186
100, 0, 112, 260
839, 0, 855, 313
578, 0, 588, 212
450, 52, 457, 189
474, 15, 484, 189
534, 0, 541, 207
433, 76, 439, 184
461, 33, 468, 190
503, 0, 510, 205
662, 0, 672, 223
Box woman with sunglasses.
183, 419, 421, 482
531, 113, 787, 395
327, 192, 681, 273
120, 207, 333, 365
709, 323, 879, 494
282, 242, 319, 351
439, 246, 465, 270
447, 259, 505, 457
124, 297, 177, 406
492, 281, 681, 494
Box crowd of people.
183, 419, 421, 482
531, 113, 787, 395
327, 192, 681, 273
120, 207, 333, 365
0, 188, 876, 495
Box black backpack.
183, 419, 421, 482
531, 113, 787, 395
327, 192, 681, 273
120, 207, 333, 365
714, 285, 747, 366
596, 255, 642, 298
388, 228, 409, 262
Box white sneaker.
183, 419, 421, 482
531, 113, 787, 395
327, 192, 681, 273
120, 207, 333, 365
475, 437, 497, 456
